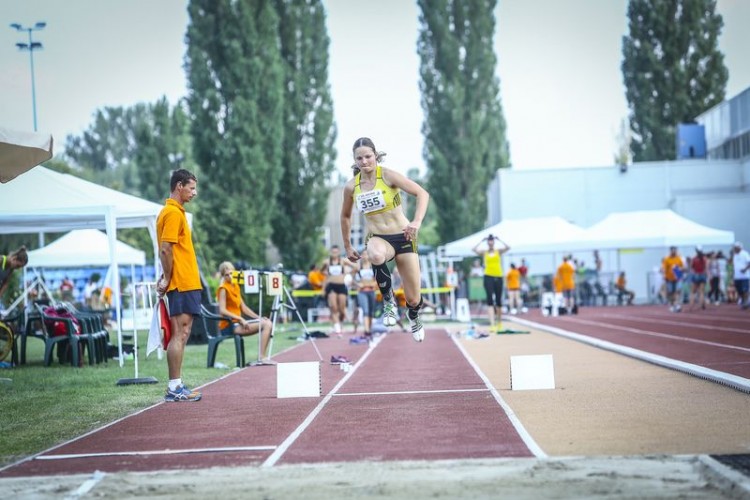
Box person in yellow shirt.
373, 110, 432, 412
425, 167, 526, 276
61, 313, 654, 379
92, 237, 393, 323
473, 234, 511, 330
556, 255, 577, 314
0, 246, 28, 300
662, 246, 685, 313
156, 169, 202, 403
506, 263, 523, 314
340, 137, 430, 342
216, 261, 273, 364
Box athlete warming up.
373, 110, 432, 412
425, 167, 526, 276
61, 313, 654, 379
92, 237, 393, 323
340, 137, 430, 342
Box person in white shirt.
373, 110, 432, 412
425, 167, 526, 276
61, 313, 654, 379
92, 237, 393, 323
731, 241, 750, 309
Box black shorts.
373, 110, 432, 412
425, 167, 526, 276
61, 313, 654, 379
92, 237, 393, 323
325, 283, 348, 297
166, 289, 201, 316
484, 275, 504, 307
371, 233, 417, 257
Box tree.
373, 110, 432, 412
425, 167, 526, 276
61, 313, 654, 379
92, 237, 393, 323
65, 99, 193, 198
65, 106, 137, 172
614, 117, 633, 167
417, 0, 510, 243
622, 0, 728, 161
133, 97, 194, 204
271, 0, 337, 271
185, 0, 285, 268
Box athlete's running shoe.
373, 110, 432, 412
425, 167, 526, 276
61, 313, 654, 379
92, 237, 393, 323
164, 384, 202, 402
409, 314, 425, 342
382, 300, 399, 326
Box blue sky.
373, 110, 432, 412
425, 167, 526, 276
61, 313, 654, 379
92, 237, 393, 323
1, 0, 748, 176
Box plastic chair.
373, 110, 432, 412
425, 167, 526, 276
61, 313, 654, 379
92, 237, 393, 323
61, 303, 109, 364
200, 304, 246, 368
34, 304, 82, 366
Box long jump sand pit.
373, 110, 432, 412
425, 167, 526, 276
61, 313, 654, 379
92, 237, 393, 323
1, 455, 742, 499
459, 321, 750, 457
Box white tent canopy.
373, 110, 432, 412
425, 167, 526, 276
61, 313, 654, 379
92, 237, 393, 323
0, 126, 53, 183
0, 166, 166, 234
0, 166, 169, 366
583, 209, 735, 250
441, 216, 590, 258
27, 229, 146, 267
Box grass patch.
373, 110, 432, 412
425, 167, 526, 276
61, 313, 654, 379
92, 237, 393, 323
0, 322, 308, 467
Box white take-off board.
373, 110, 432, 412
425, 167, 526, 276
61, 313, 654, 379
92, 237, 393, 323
510, 354, 555, 391
276, 361, 321, 398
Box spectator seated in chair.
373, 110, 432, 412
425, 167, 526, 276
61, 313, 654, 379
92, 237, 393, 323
216, 261, 274, 365
615, 271, 635, 306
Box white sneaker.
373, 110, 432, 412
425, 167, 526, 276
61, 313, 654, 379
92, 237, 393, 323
408, 314, 425, 342
382, 300, 398, 327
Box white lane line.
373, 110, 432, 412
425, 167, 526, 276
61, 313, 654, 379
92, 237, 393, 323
261, 333, 383, 468
449, 332, 547, 459
551, 317, 750, 353
38, 446, 276, 461
0, 342, 309, 475
509, 316, 750, 394
593, 313, 750, 334
334, 388, 489, 397
65, 470, 106, 499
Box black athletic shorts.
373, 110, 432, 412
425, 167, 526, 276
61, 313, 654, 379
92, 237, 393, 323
371, 233, 417, 257
166, 289, 201, 316
325, 283, 348, 296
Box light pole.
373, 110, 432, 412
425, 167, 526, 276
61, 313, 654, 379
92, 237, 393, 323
10, 21, 46, 132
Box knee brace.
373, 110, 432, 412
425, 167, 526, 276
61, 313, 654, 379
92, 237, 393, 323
372, 262, 393, 301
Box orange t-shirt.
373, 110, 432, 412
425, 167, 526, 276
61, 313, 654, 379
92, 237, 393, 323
662, 255, 684, 282
216, 281, 241, 330
557, 262, 576, 291
157, 198, 201, 292
307, 270, 325, 290
506, 268, 521, 291
553, 275, 562, 293
616, 275, 626, 290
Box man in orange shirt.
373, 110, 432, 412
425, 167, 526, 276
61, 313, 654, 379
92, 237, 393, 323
156, 169, 202, 402
556, 255, 577, 314
662, 246, 685, 313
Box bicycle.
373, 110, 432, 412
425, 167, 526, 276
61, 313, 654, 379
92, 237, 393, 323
0, 319, 13, 362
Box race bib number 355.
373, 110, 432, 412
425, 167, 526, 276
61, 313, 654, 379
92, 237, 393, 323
356, 190, 386, 214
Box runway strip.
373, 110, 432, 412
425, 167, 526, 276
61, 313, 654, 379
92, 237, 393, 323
461, 319, 750, 456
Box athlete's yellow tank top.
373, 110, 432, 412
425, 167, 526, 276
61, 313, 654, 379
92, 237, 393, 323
484, 250, 503, 277
352, 166, 401, 216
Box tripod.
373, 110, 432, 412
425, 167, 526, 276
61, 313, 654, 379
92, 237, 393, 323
249, 271, 322, 365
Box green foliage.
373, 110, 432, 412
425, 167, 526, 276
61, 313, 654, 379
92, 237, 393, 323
64, 99, 195, 199
186, 0, 285, 269
406, 167, 440, 247
133, 98, 194, 204
622, 0, 728, 161
271, 0, 337, 271
417, 0, 510, 244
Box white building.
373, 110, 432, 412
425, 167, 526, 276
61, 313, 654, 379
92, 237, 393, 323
485, 87, 750, 303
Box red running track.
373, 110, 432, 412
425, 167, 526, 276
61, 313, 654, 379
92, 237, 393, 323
0, 329, 535, 477
517, 304, 750, 380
